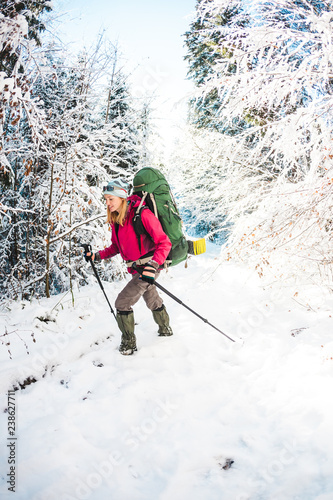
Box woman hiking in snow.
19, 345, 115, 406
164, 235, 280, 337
85, 178, 173, 355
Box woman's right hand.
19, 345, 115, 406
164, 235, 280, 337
86, 252, 101, 262
83, 246, 101, 262
86, 252, 95, 261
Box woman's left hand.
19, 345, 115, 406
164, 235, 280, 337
140, 262, 158, 284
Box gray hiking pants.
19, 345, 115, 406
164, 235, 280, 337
115, 271, 163, 312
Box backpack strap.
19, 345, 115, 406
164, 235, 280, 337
114, 222, 120, 240
133, 207, 151, 249
132, 193, 151, 252
148, 192, 158, 218
137, 192, 147, 213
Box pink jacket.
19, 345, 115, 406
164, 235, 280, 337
99, 195, 172, 274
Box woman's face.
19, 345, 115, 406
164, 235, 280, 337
104, 195, 123, 213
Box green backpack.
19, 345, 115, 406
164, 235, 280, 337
132, 167, 188, 266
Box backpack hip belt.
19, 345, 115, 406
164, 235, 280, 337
126, 251, 155, 268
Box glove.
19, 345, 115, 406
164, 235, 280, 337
83, 244, 92, 262
140, 261, 158, 284
83, 247, 101, 263
93, 252, 101, 262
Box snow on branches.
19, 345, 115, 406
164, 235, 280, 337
178, 0, 333, 293
0, 8, 144, 302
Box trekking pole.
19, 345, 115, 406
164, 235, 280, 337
81, 244, 117, 322
133, 263, 237, 343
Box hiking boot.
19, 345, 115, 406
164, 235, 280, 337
152, 305, 173, 336
116, 310, 137, 355
119, 344, 137, 356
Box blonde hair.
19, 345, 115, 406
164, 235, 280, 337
106, 198, 128, 226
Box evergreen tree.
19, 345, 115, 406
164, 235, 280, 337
184, 0, 242, 131
0, 0, 52, 74
0, 0, 52, 172
99, 70, 140, 175
0, 0, 52, 299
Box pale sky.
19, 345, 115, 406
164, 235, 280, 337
53, 0, 196, 146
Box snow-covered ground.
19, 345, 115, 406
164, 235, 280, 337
1, 244, 333, 500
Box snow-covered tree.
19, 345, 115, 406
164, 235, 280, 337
38, 42, 141, 298
0, 31, 143, 301
0, 0, 51, 143
184, 0, 241, 131
1, 0, 53, 299
178, 0, 333, 292
98, 49, 140, 175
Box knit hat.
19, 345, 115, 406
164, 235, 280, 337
102, 178, 129, 199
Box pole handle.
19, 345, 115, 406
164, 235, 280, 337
81, 243, 93, 262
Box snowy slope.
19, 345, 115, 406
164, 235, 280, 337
1, 244, 333, 500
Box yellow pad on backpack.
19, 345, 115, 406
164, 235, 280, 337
187, 238, 206, 256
